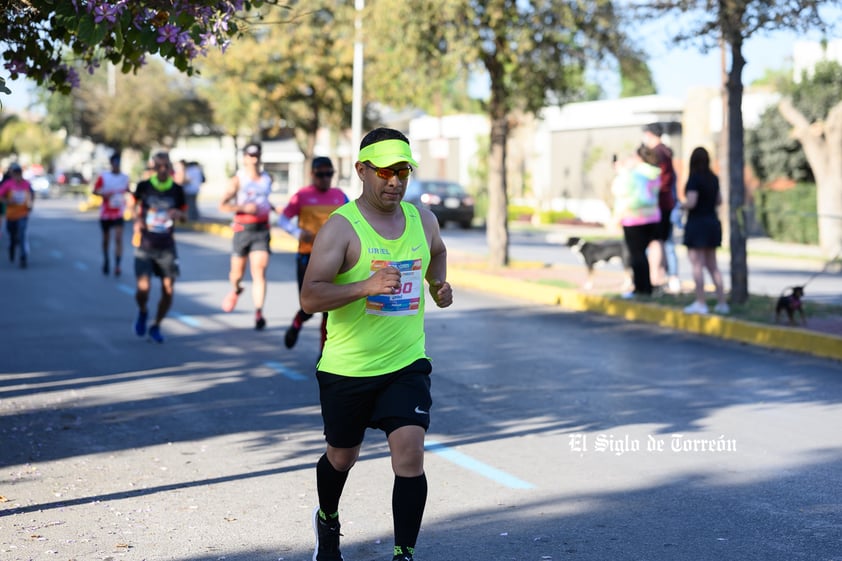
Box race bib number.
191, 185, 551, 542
108, 192, 126, 210
145, 207, 172, 233
10, 190, 27, 205
366, 259, 423, 316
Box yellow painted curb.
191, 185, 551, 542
448, 268, 842, 362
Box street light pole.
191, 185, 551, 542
350, 0, 364, 196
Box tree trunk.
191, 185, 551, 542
779, 98, 842, 258
486, 112, 510, 268
726, 40, 748, 304
819, 101, 842, 257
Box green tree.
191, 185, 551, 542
37, 59, 213, 154
198, 2, 355, 166
0, 114, 64, 164
365, 1, 478, 116
1, 1, 271, 98
371, 0, 641, 267
778, 59, 842, 257
637, 0, 839, 304
747, 105, 813, 185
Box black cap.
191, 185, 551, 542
312, 156, 333, 169
244, 142, 261, 156
643, 123, 663, 137
8, 162, 22, 172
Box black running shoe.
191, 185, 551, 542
284, 324, 300, 349
134, 310, 148, 337
312, 507, 343, 561
255, 313, 266, 330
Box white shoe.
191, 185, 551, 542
683, 301, 709, 314
620, 291, 635, 300
667, 277, 682, 293
714, 303, 730, 314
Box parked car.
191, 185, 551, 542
29, 173, 58, 198
56, 171, 90, 197
404, 179, 474, 229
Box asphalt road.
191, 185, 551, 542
2, 198, 841, 561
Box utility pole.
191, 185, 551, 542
350, 0, 364, 197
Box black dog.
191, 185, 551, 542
776, 286, 806, 326
566, 236, 631, 290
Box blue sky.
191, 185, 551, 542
640, 31, 806, 99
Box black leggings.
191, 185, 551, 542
623, 222, 658, 295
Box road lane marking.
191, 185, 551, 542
265, 361, 307, 381
117, 284, 134, 296
74, 261, 89, 271
173, 312, 201, 328
425, 439, 535, 489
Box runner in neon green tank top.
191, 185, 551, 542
301, 128, 452, 561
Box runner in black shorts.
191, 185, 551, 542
219, 143, 279, 330
300, 128, 453, 561
130, 152, 186, 343
317, 358, 433, 449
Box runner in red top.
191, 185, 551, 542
93, 153, 130, 276
278, 156, 348, 350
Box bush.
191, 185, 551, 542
508, 204, 535, 222
757, 183, 818, 244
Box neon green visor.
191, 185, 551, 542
358, 139, 419, 168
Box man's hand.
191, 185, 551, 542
367, 266, 402, 295
428, 279, 453, 308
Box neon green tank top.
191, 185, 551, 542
318, 201, 431, 377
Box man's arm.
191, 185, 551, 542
420, 208, 453, 309
300, 215, 402, 314
218, 175, 241, 213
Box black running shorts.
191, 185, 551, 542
232, 229, 271, 257
134, 247, 180, 279
316, 358, 433, 449
99, 218, 125, 231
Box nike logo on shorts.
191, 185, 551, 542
414, 406, 429, 415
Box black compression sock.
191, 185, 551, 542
393, 473, 427, 550
316, 453, 349, 517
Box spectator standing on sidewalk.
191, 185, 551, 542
278, 156, 348, 351
681, 146, 729, 315
219, 142, 278, 330
176, 159, 205, 221
131, 151, 187, 343
0, 162, 34, 268
301, 127, 452, 561
611, 146, 662, 298
642, 123, 681, 292
93, 153, 131, 276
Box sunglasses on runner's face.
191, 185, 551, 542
314, 171, 334, 178
363, 161, 412, 181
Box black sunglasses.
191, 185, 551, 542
363, 161, 412, 181
314, 171, 335, 178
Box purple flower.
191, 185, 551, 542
5, 60, 27, 75
157, 24, 180, 44
92, 3, 119, 24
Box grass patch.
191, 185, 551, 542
615, 291, 842, 326
534, 278, 580, 290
